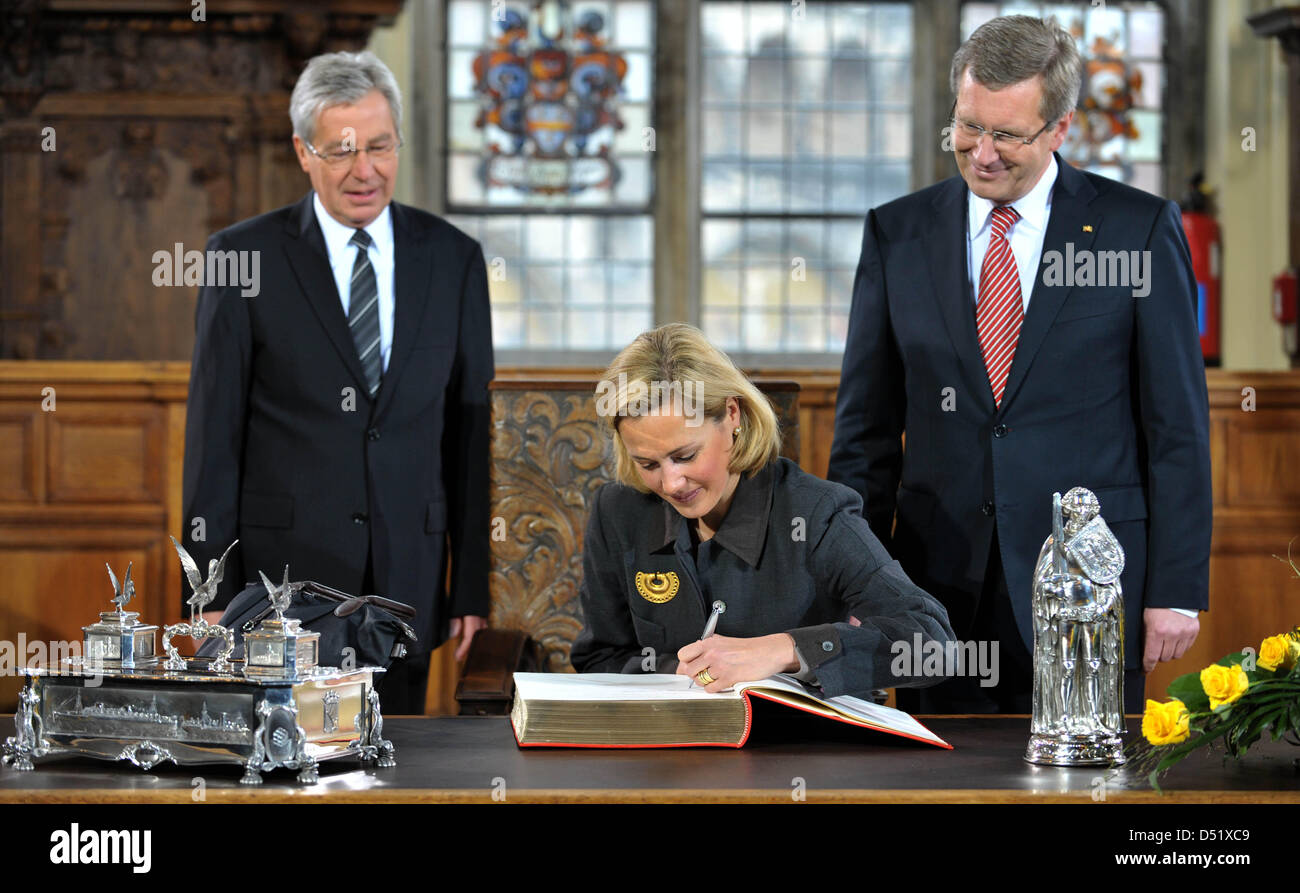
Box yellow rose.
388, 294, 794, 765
1142, 699, 1190, 746
1200, 664, 1250, 709
1258, 634, 1300, 672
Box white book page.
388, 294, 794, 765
822, 694, 948, 745
738, 674, 949, 747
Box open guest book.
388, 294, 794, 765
510, 672, 951, 749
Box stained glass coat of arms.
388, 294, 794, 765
449, 0, 653, 208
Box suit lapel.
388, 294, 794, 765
283, 195, 369, 394
999, 156, 1100, 410
923, 179, 996, 415
374, 201, 432, 419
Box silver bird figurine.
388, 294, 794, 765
172, 536, 237, 621
258, 565, 303, 621
106, 561, 135, 612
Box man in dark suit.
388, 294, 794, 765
828, 16, 1210, 714
182, 51, 493, 713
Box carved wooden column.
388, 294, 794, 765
0, 0, 404, 360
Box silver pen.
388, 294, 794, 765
701, 600, 726, 639
688, 600, 726, 688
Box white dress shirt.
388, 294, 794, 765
313, 192, 395, 373
966, 153, 1057, 313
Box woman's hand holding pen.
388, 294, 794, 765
675, 633, 799, 693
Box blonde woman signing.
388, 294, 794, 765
570, 325, 955, 698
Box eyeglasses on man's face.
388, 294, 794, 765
949, 101, 1056, 149
304, 137, 403, 167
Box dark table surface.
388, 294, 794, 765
3, 714, 1298, 802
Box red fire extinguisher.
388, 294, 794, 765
1274, 268, 1298, 362
1180, 174, 1221, 366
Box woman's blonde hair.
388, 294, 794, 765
596, 324, 781, 491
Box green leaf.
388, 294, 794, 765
1227, 705, 1282, 755
1236, 686, 1279, 699
1167, 671, 1211, 713
1223, 702, 1289, 757
1240, 689, 1300, 704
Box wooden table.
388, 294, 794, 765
3, 714, 1298, 803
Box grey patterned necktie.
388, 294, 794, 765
348, 228, 382, 397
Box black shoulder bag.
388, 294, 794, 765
196, 580, 418, 669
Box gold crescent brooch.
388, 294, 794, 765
635, 571, 680, 604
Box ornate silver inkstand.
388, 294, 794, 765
3, 540, 395, 785
1026, 487, 1126, 766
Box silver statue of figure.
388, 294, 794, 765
1026, 487, 1126, 766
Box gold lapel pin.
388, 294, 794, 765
635, 571, 680, 604
1082, 225, 1094, 232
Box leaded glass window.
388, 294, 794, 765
699, 1, 913, 354
445, 0, 654, 349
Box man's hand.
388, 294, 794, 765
675, 633, 799, 693
449, 615, 488, 662
201, 611, 224, 626
1143, 608, 1200, 673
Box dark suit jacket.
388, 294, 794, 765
569, 458, 955, 698
182, 193, 494, 653
827, 155, 1211, 670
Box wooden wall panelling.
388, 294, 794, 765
46, 402, 165, 503
781, 370, 838, 479
1225, 415, 1300, 507
1145, 371, 1300, 699
0, 407, 42, 502
0, 361, 189, 711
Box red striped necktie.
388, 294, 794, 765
976, 205, 1022, 408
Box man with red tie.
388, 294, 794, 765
827, 16, 1210, 714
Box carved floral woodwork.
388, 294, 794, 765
489, 387, 612, 672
